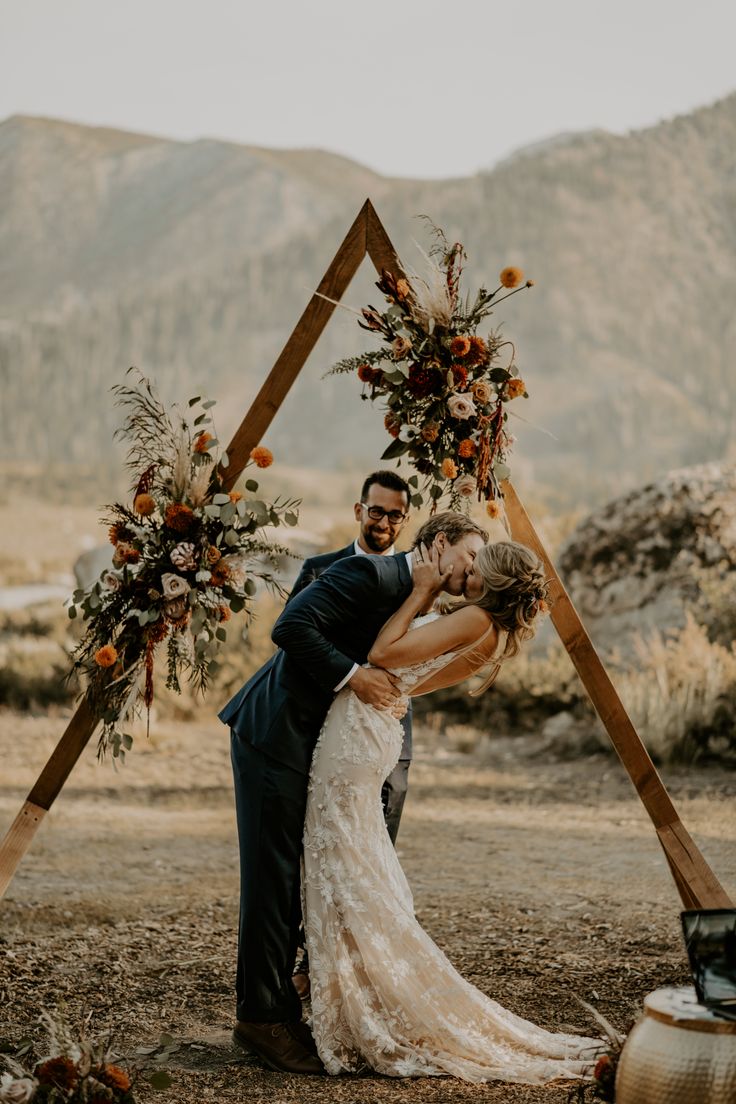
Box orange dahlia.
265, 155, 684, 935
108, 522, 131, 546
420, 422, 439, 443
457, 439, 476, 459
441, 458, 458, 480
250, 446, 273, 469
165, 503, 195, 532
499, 266, 524, 289
210, 563, 231, 587
116, 542, 140, 565
218, 605, 232, 622
450, 336, 471, 358
486, 500, 502, 519
466, 335, 489, 366
505, 378, 527, 400
35, 1057, 79, 1089
92, 1064, 132, 1093
94, 644, 118, 668
384, 413, 401, 439
451, 364, 468, 388
133, 492, 156, 516
229, 491, 243, 503
194, 431, 213, 454
206, 545, 221, 565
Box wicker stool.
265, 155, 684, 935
616, 986, 736, 1103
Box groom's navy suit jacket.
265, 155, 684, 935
288, 543, 412, 761
218, 552, 413, 776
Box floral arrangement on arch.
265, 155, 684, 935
0, 1011, 141, 1103
327, 224, 533, 516
68, 371, 299, 760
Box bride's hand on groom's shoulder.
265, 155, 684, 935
412, 541, 452, 595
348, 667, 402, 710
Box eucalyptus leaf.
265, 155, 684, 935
68, 606, 77, 619
204, 504, 221, 518
188, 396, 201, 407
193, 413, 209, 426
220, 451, 229, 468
285, 511, 298, 526
245, 479, 258, 492
202, 399, 216, 409
230, 596, 245, 613
411, 493, 423, 507
245, 579, 257, 596
224, 528, 239, 546
213, 493, 231, 505
381, 438, 410, 461
216, 627, 227, 642
221, 502, 236, 524
236, 498, 247, 518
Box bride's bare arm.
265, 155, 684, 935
407, 649, 494, 696
369, 602, 493, 668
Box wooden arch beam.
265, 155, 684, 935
0, 200, 731, 911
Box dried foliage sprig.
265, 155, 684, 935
0, 1008, 141, 1103
326, 223, 534, 515
67, 373, 299, 760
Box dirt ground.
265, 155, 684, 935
1, 709, 735, 1104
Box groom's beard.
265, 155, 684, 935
362, 527, 394, 553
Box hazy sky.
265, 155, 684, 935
2, 0, 735, 178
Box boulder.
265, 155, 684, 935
557, 462, 736, 655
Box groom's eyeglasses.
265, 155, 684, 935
361, 504, 408, 525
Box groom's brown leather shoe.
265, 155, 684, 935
233, 1020, 324, 1075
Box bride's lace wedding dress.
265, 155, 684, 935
302, 613, 602, 1083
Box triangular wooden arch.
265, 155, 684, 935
0, 200, 731, 910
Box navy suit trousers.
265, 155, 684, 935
230, 735, 306, 1023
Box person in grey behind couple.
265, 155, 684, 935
286, 470, 415, 1002
218, 497, 604, 1081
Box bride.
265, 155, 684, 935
302, 537, 603, 1083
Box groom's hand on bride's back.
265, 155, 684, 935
348, 667, 402, 709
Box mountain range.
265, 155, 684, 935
2, 95, 735, 507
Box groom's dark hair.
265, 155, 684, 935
412, 511, 488, 548
360, 470, 410, 502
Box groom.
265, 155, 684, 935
219, 511, 488, 1074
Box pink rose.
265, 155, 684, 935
471, 380, 492, 404
391, 336, 412, 359
447, 392, 477, 420
454, 474, 476, 497
0, 1075, 37, 1104
161, 572, 190, 600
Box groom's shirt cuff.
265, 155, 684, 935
334, 663, 359, 692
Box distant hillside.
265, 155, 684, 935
1, 96, 735, 507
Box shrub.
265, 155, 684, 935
611, 613, 736, 764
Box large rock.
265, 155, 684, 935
558, 461, 736, 654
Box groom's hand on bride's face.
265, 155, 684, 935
412, 541, 453, 594
348, 667, 402, 710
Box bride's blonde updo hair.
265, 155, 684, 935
454, 539, 550, 693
